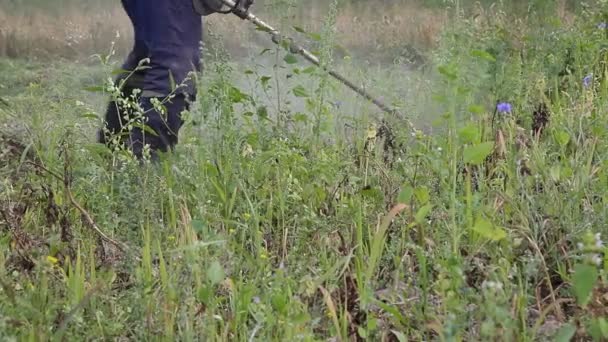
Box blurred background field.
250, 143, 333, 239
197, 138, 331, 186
0, 0, 579, 63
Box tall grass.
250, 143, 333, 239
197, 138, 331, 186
2, 0, 608, 341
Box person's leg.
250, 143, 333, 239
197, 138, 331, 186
127, 94, 190, 160
166, 94, 194, 148
101, 0, 198, 158
123, 0, 198, 159
97, 102, 121, 145
137, 0, 202, 98
97, 81, 138, 146
98, 0, 146, 147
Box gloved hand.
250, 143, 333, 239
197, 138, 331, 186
232, 0, 253, 19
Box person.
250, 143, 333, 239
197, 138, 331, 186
97, 0, 253, 160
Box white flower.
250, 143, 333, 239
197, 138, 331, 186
595, 233, 604, 248
482, 280, 504, 292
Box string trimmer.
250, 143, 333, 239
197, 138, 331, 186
218, 0, 414, 130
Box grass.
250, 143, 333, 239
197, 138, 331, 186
2, 0, 608, 341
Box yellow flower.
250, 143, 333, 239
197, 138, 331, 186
46, 256, 59, 265
366, 123, 378, 139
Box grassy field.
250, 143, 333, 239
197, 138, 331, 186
2, 0, 608, 341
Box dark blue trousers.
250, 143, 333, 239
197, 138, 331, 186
119, 0, 202, 96
98, 92, 193, 159
98, 0, 202, 159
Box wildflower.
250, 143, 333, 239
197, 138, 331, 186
595, 233, 603, 248
592, 254, 602, 266
253, 296, 261, 304
496, 102, 512, 114
598, 22, 607, 29
583, 74, 593, 88
482, 280, 504, 292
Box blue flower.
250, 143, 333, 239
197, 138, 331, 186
598, 22, 607, 29
496, 102, 512, 114
583, 74, 593, 88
